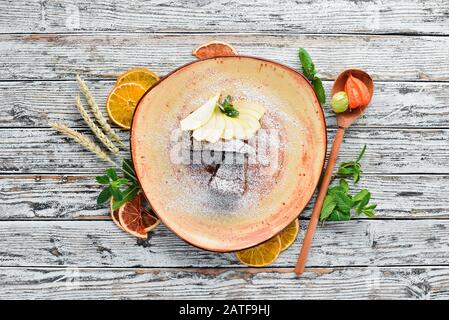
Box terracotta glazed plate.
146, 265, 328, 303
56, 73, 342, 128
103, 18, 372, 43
131, 56, 326, 252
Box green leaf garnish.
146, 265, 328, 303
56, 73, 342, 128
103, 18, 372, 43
97, 187, 112, 204
336, 144, 367, 183
96, 159, 140, 207
320, 194, 336, 222
319, 145, 376, 222
96, 175, 110, 185
298, 48, 326, 104
298, 48, 316, 80
111, 185, 140, 210
312, 77, 326, 104
106, 168, 118, 181
217, 95, 239, 118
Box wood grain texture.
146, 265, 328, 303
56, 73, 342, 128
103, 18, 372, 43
1, 174, 447, 219
2, 80, 449, 128
0, 128, 446, 174
1, 0, 448, 35
0, 266, 447, 300
1, 34, 449, 81
1, 220, 449, 268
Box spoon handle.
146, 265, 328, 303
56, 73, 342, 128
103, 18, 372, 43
295, 126, 346, 275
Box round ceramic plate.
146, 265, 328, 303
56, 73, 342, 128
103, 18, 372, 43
131, 56, 326, 252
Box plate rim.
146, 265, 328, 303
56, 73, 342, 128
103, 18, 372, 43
130, 55, 328, 252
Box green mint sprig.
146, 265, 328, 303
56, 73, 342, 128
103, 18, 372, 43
336, 145, 366, 183
217, 95, 239, 118
96, 159, 140, 210
320, 145, 376, 222
298, 48, 326, 105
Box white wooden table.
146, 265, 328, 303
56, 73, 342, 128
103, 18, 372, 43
1, 0, 449, 299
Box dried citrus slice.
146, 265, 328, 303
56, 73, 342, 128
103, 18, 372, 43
116, 68, 159, 91
192, 41, 238, 59
142, 209, 160, 232
118, 193, 148, 239
106, 82, 146, 129
110, 198, 124, 231
278, 219, 300, 251
235, 235, 281, 267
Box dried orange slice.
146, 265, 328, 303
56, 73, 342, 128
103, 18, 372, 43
235, 235, 281, 267
278, 219, 300, 251
142, 209, 160, 232
118, 193, 148, 239
192, 41, 238, 59
117, 194, 161, 239
116, 68, 159, 91
106, 82, 146, 129
110, 198, 124, 231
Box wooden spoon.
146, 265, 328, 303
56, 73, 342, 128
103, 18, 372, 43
295, 69, 374, 275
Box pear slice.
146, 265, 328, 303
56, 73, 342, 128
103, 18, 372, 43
222, 116, 235, 140
237, 107, 263, 120
231, 118, 247, 140
233, 117, 253, 140
239, 113, 261, 137
192, 111, 217, 141
180, 93, 220, 131
233, 100, 266, 119
206, 110, 225, 143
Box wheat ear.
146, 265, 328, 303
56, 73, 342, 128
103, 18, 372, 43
76, 75, 124, 147
50, 122, 116, 166
75, 96, 120, 155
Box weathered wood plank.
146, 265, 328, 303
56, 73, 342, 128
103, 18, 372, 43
0, 220, 448, 268
0, 128, 446, 174
0, 266, 448, 299
1, 34, 449, 81
1, 174, 447, 219
0, 0, 448, 36
2, 80, 449, 128
0, 176, 106, 219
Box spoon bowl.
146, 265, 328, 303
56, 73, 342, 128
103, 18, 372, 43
332, 69, 374, 128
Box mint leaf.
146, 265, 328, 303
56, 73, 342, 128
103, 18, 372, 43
115, 178, 129, 186
339, 179, 349, 193
97, 187, 112, 204
328, 185, 346, 195
334, 191, 353, 214
353, 189, 371, 214
106, 168, 118, 181
312, 77, 326, 104
298, 48, 316, 80
328, 209, 351, 221
320, 194, 336, 222
353, 189, 370, 203
110, 186, 123, 202
96, 175, 110, 185
217, 95, 239, 118
112, 185, 140, 210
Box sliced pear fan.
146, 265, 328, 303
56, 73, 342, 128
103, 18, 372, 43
180, 93, 220, 131
183, 96, 266, 142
